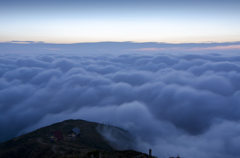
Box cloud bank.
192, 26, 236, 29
0, 46, 240, 158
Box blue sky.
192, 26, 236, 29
1, 0, 240, 43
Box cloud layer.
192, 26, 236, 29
0, 50, 240, 158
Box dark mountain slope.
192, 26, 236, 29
0, 119, 147, 158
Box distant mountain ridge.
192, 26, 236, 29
0, 119, 148, 158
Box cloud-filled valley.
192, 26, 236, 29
1, 48, 240, 158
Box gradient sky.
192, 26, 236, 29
1, 0, 240, 43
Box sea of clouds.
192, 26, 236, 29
0, 46, 240, 158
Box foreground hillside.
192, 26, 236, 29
0, 119, 148, 158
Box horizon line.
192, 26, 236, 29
2, 40, 240, 45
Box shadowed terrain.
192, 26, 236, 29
0, 119, 146, 158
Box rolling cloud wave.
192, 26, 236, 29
0, 51, 240, 158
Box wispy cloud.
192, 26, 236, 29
42, 48, 61, 51
130, 45, 240, 52
189, 45, 240, 51
9, 41, 34, 44
130, 48, 167, 51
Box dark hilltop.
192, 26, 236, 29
0, 119, 150, 158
